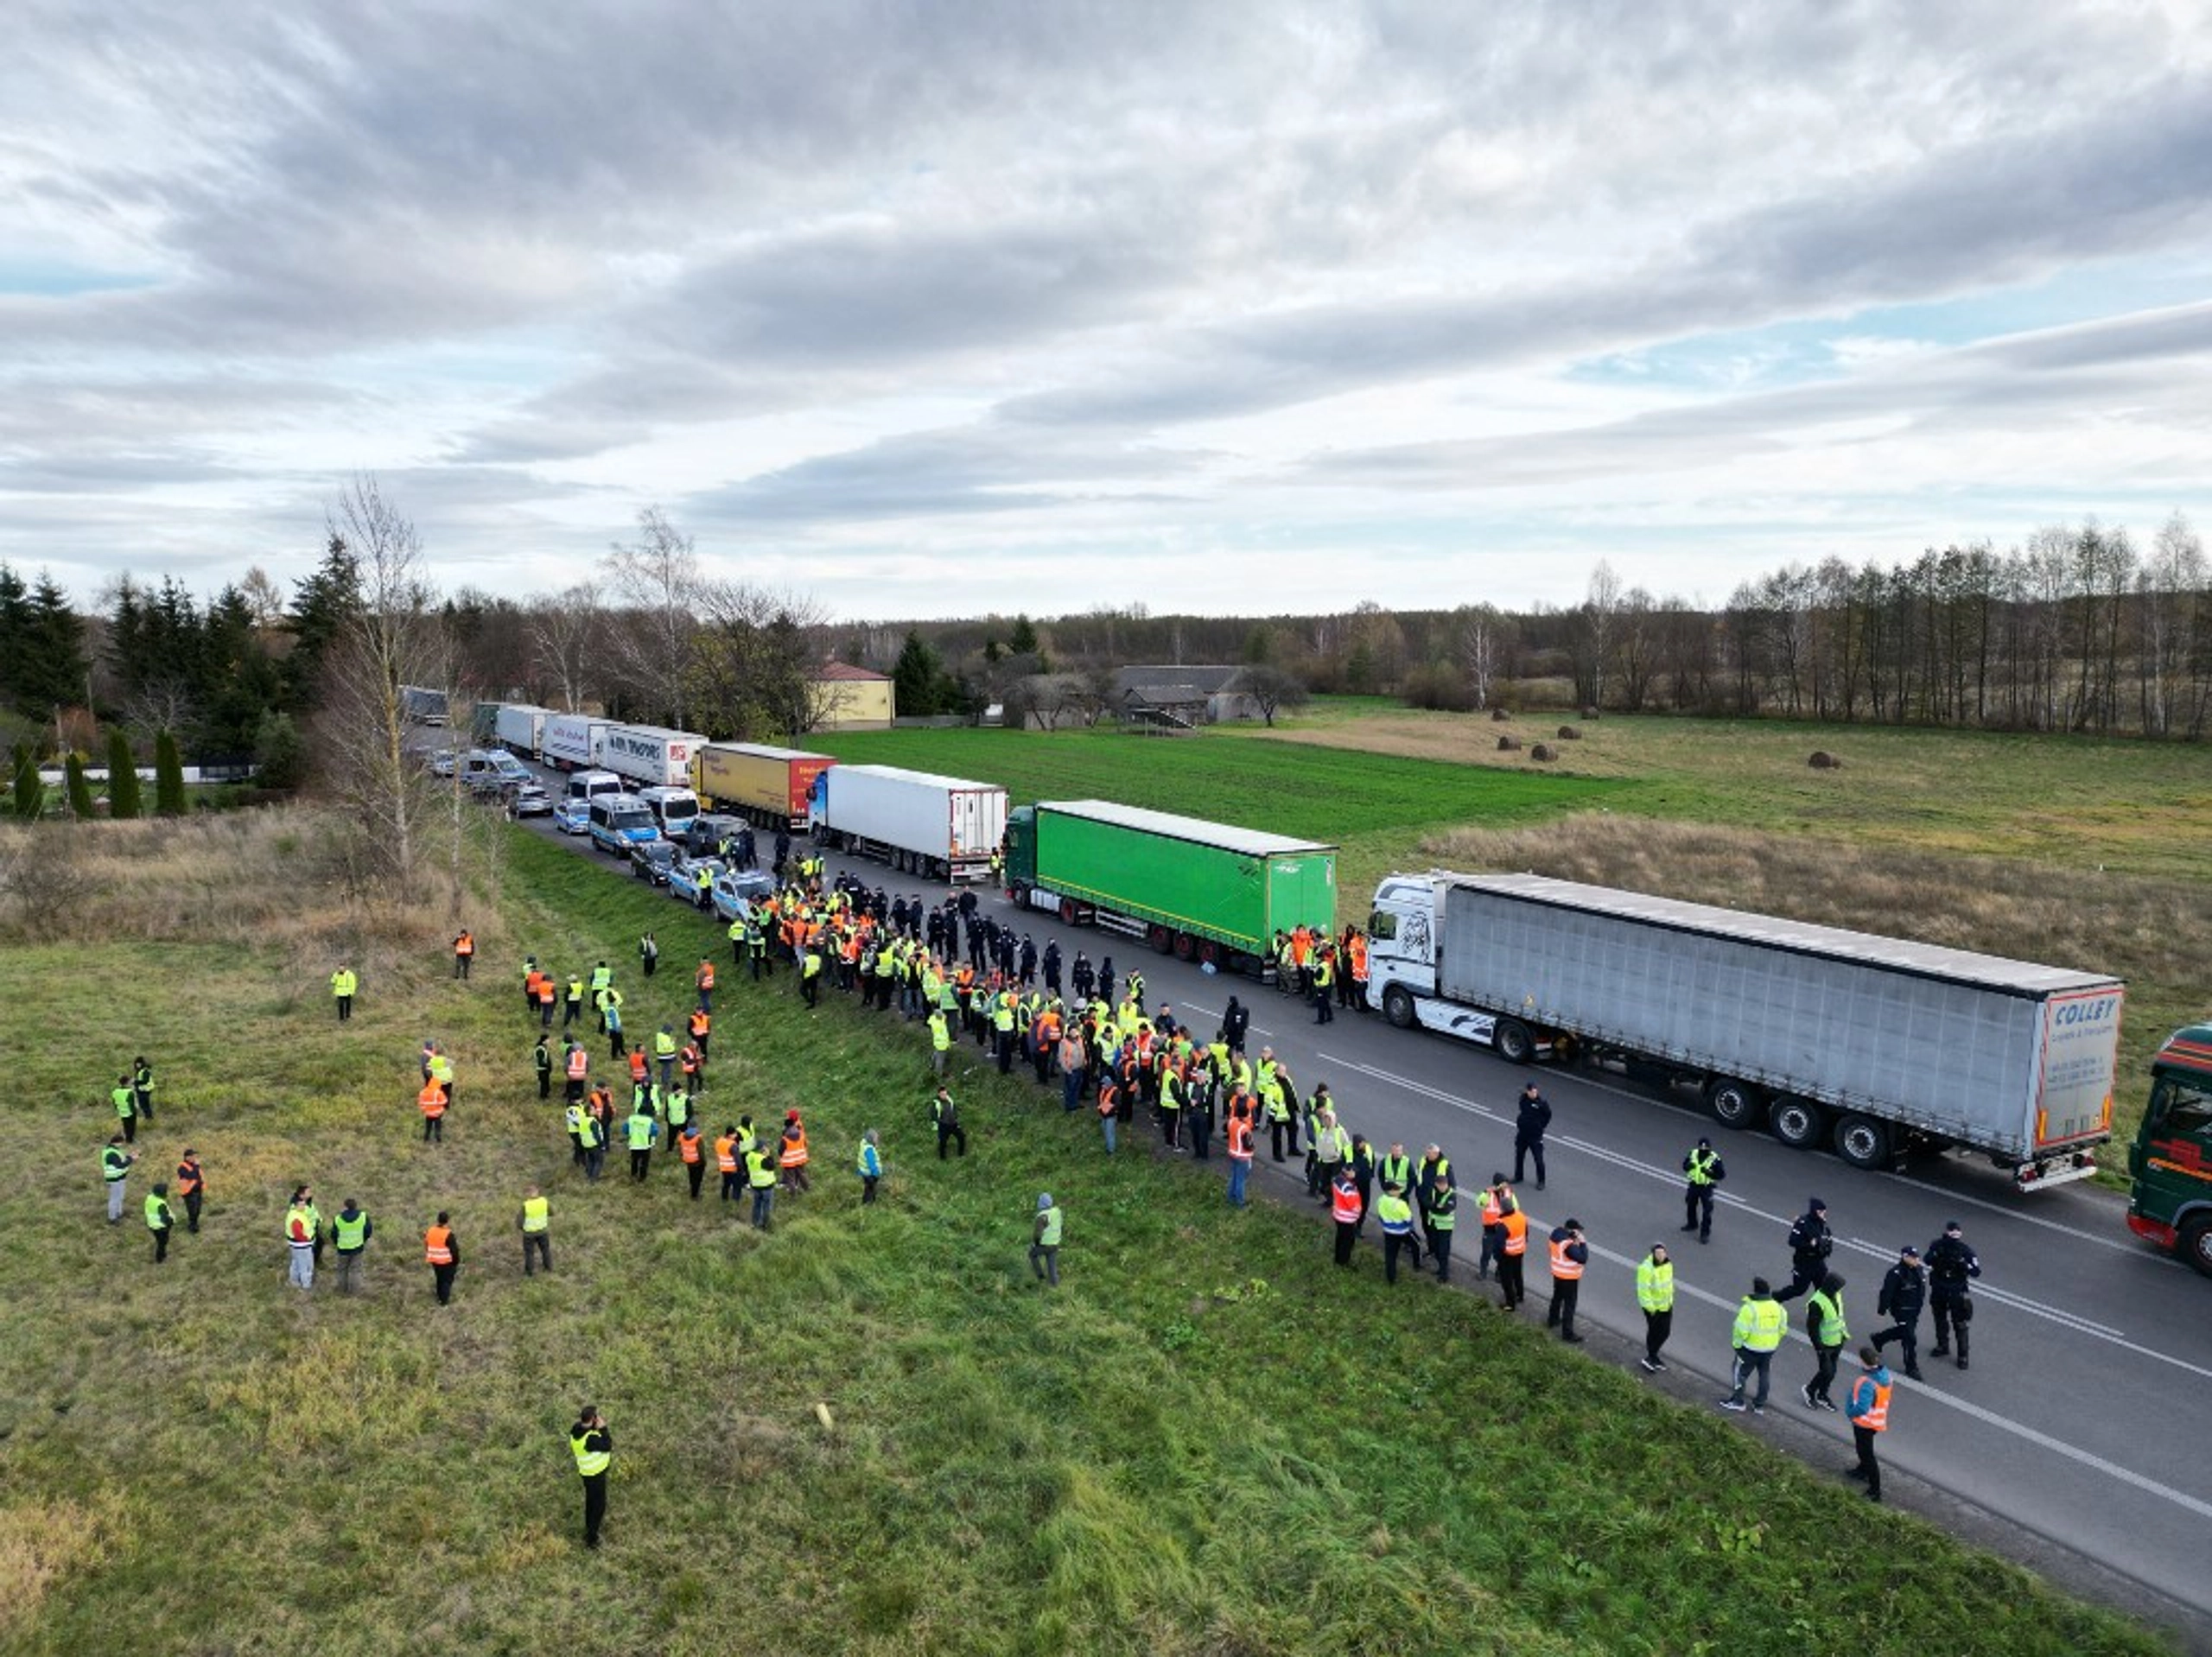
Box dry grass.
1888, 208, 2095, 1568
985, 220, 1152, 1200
0, 1496, 120, 1638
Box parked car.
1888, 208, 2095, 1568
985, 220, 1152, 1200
683, 813, 746, 857
505, 782, 553, 818
709, 867, 777, 923
554, 799, 591, 835
668, 854, 726, 906
428, 750, 459, 778
629, 840, 678, 886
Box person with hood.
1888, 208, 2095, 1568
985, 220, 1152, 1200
1773, 1197, 1832, 1304
1029, 1193, 1063, 1286
1872, 1244, 1929, 1380
1802, 1273, 1849, 1412
1719, 1277, 1788, 1413
1926, 1219, 1982, 1370
1845, 1347, 1894, 1501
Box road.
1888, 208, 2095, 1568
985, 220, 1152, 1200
493, 753, 2211, 1644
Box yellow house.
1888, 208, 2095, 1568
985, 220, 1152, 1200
812, 663, 895, 730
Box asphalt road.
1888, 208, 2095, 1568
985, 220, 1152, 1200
489, 753, 2212, 1645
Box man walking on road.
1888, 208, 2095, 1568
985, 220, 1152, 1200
1681, 1138, 1723, 1241
1637, 1241, 1675, 1371
1926, 1220, 1981, 1370
1512, 1082, 1551, 1190
1773, 1197, 1832, 1304
1802, 1273, 1848, 1411
1872, 1244, 1928, 1380
1719, 1278, 1788, 1413
1845, 1347, 1893, 1501
1546, 1218, 1588, 1343
571, 1405, 612, 1549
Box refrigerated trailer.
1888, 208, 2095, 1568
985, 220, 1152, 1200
493, 703, 552, 760
599, 724, 708, 790
542, 714, 611, 772
690, 742, 835, 831
1369, 871, 2124, 1189
1003, 800, 1336, 969
814, 765, 1007, 884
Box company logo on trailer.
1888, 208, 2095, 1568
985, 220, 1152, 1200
2051, 996, 2119, 1027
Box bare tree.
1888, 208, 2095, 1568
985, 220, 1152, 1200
1454, 603, 1508, 708
237, 565, 289, 630
603, 507, 700, 727
683, 580, 835, 740
1239, 664, 1309, 727
530, 582, 602, 712
316, 474, 445, 892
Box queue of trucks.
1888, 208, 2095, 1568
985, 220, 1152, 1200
454, 696, 2204, 1267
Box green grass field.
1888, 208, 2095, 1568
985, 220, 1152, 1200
0, 820, 2173, 1654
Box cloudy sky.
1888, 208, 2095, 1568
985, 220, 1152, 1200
5, 1, 2209, 620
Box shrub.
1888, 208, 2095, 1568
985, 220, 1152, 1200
255, 712, 310, 792
10, 745, 41, 821
154, 732, 188, 817
106, 730, 141, 819
65, 753, 96, 819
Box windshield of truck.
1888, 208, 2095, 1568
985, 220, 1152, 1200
2149, 1076, 2212, 1138
609, 808, 652, 833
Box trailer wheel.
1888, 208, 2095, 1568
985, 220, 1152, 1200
1494, 1018, 1535, 1064
1382, 985, 1416, 1029
1147, 924, 1173, 954
1058, 897, 1079, 925
1769, 1095, 1826, 1149
1197, 938, 1222, 968
1708, 1079, 1763, 1130
2181, 1216, 2212, 1279
1173, 931, 1196, 960
1832, 1114, 1891, 1171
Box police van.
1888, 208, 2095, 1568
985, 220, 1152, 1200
587, 792, 661, 857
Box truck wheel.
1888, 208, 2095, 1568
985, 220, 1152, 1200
1832, 1114, 1891, 1170
1007, 883, 1027, 909
1147, 924, 1173, 954
1058, 897, 1078, 925
1197, 939, 1222, 968
1707, 1079, 1763, 1130
1173, 931, 1196, 960
2180, 1216, 2212, 1279
1494, 1018, 1535, 1064
1769, 1095, 1826, 1149
1382, 985, 1416, 1029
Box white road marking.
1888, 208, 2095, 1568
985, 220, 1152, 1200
1321, 1052, 2212, 1383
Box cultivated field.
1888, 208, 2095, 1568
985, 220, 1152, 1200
816, 711, 2212, 1147
0, 816, 2167, 1655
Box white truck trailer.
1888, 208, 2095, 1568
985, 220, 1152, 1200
542, 714, 612, 772
493, 703, 552, 760
600, 724, 709, 790
1369, 871, 2125, 1189
814, 764, 1007, 884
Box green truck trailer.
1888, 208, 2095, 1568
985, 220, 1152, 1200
2126, 1024, 2212, 1276
1002, 799, 1336, 974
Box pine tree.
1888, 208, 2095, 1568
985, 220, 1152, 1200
253, 711, 308, 790
892, 631, 944, 717
0, 564, 30, 715
283, 534, 363, 710
10, 744, 41, 820
64, 752, 95, 819
154, 730, 188, 816
106, 728, 142, 818
21, 572, 88, 714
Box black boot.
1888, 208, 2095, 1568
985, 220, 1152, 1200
1955, 1329, 1969, 1371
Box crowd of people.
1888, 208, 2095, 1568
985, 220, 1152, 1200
93, 854, 1991, 1538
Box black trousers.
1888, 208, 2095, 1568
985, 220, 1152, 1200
861, 1175, 879, 1203
1853, 1425, 1882, 1499
1644, 1307, 1673, 1362
183, 1191, 202, 1233
1774, 1261, 1823, 1304
337, 996, 353, 1021
721, 1171, 740, 1201
582, 1472, 607, 1547
937, 1122, 967, 1159
1548, 1278, 1580, 1336
1269, 1118, 1291, 1161
152, 1224, 171, 1262
1478, 1226, 1503, 1278
685, 1160, 704, 1200
423, 1115, 442, 1142
1383, 1232, 1418, 1284
1684, 1184, 1714, 1237
455, 955, 470, 979
1430, 1229, 1453, 1281
1512, 1136, 1545, 1185
1333, 1220, 1358, 1266
524, 1233, 550, 1274
1809, 1342, 1842, 1401
538, 1070, 552, 1100
1497, 1252, 1526, 1307
432, 1263, 457, 1304
630, 1150, 651, 1181
1872, 1311, 1921, 1371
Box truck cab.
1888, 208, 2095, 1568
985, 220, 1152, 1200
637, 785, 700, 837
1367, 873, 1547, 1061
2126, 1025, 2212, 1276
588, 792, 661, 857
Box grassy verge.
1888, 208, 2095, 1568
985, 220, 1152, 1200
0, 818, 2171, 1654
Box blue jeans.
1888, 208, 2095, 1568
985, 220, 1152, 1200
1063, 1068, 1086, 1112
751, 1188, 773, 1228
1101, 1114, 1116, 1155
1729, 1347, 1773, 1406
1229, 1159, 1249, 1207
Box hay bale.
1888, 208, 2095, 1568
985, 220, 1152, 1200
1490, 708, 1511, 722
1580, 706, 1600, 721
1530, 743, 1556, 762
1497, 735, 1522, 752
1557, 725, 1581, 740
1808, 751, 1843, 770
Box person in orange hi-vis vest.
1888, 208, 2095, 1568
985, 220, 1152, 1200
418, 1079, 449, 1144
424, 1212, 460, 1304
779, 1109, 810, 1195
452, 930, 475, 981
1497, 1190, 1529, 1311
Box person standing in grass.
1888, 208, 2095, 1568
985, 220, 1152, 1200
425, 1212, 460, 1305
145, 1181, 175, 1263
1845, 1347, 1894, 1501
857, 1128, 883, 1203
1376, 1183, 1420, 1285
1331, 1166, 1363, 1267
1427, 1174, 1458, 1281
132, 1056, 156, 1124
331, 962, 358, 1021
534, 1035, 553, 1101
931, 1087, 966, 1160
625, 1100, 659, 1182
111, 1073, 138, 1143
677, 1121, 705, 1200
716, 1126, 742, 1202
639, 930, 658, 979
102, 1134, 136, 1223
571, 1405, 612, 1549
780, 1109, 811, 1192
418, 1076, 448, 1144
1637, 1242, 1675, 1372
284, 1191, 316, 1291
518, 1185, 552, 1273
1547, 1218, 1589, 1343
175, 1149, 205, 1234
1225, 1101, 1253, 1207
1030, 1193, 1063, 1286
453, 929, 474, 980
746, 1140, 777, 1229
332, 1198, 372, 1294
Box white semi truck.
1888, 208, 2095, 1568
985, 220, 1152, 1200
599, 724, 708, 790
1368, 871, 2124, 1189
814, 764, 1007, 884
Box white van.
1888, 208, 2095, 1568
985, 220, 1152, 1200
564, 770, 624, 807
637, 785, 700, 835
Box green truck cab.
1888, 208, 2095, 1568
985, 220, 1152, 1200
1003, 799, 1335, 975
2126, 1025, 2212, 1276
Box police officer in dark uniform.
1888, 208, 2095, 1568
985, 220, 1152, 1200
1925, 1220, 1981, 1369
1773, 1197, 1832, 1304
1872, 1243, 1928, 1380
